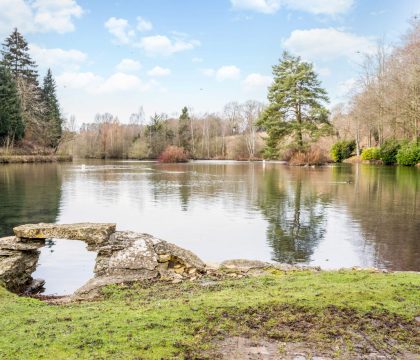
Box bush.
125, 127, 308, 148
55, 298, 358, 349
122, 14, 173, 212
396, 142, 420, 166
158, 146, 188, 163
330, 140, 356, 163
379, 140, 401, 165
289, 146, 328, 166
361, 147, 380, 161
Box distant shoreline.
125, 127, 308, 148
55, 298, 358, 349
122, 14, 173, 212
0, 155, 72, 164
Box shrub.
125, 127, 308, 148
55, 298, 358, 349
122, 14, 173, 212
330, 140, 356, 163
289, 146, 327, 166
396, 142, 420, 166
379, 140, 401, 165
361, 147, 380, 161
158, 146, 188, 163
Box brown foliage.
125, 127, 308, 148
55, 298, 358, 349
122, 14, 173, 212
158, 146, 188, 163
289, 147, 328, 166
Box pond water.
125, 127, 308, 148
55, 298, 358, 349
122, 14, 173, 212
0, 160, 419, 293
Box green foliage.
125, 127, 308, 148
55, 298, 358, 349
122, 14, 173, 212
330, 140, 355, 162
0, 271, 418, 359
396, 142, 420, 166
379, 140, 401, 165
1, 28, 38, 83
0, 65, 24, 143
361, 147, 380, 161
42, 69, 62, 147
178, 106, 192, 152
259, 51, 330, 157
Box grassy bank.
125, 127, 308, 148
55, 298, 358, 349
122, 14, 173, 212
0, 270, 419, 359
0, 155, 72, 164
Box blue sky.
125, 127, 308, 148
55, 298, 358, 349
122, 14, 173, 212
1, 0, 419, 124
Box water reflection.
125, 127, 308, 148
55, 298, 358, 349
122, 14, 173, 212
0, 161, 419, 271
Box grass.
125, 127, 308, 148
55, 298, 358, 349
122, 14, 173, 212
0, 155, 72, 163
0, 270, 419, 359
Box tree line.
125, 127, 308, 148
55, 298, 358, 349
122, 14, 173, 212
0, 29, 62, 151
64, 101, 265, 160
332, 17, 419, 154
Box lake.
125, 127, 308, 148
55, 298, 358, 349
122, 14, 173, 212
0, 160, 419, 294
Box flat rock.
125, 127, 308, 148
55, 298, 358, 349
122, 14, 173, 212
13, 223, 116, 246
0, 236, 45, 251
220, 259, 272, 271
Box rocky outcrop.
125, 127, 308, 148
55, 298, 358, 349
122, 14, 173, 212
75, 231, 206, 298
0, 222, 314, 298
1, 223, 206, 297
13, 223, 116, 246
0, 236, 43, 292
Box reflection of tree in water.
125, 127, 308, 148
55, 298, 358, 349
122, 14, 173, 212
0, 164, 62, 237
257, 168, 328, 263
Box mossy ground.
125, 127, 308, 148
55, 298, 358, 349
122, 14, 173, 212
0, 270, 419, 359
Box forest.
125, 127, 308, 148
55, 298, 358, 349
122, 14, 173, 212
0, 18, 419, 165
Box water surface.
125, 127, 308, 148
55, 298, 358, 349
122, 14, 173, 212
0, 160, 419, 293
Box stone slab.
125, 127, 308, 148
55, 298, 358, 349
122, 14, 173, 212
13, 223, 116, 245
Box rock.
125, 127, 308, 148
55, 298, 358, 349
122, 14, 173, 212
13, 223, 116, 246
220, 259, 272, 271
95, 231, 158, 276
24, 278, 45, 294
154, 240, 206, 272
0, 249, 40, 292
0, 236, 45, 251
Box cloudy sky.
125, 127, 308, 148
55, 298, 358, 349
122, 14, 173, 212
0, 0, 419, 124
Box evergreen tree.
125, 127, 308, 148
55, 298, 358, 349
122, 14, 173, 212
1, 28, 38, 83
42, 69, 62, 147
178, 106, 191, 152
258, 51, 330, 158
0, 65, 24, 144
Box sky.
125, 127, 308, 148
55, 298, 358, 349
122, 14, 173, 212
0, 0, 419, 125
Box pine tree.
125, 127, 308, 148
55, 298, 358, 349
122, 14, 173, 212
1, 28, 38, 83
258, 51, 330, 158
42, 69, 62, 147
0, 65, 24, 144
178, 106, 191, 152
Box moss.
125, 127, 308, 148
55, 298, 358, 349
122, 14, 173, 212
0, 270, 419, 359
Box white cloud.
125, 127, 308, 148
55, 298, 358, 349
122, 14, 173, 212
0, 0, 83, 36
231, 0, 353, 15
242, 73, 272, 90
104, 17, 135, 44
137, 35, 200, 56
56, 71, 102, 90
116, 58, 142, 72
32, 0, 83, 33
216, 65, 241, 81
192, 57, 203, 63
29, 44, 87, 70
283, 28, 375, 61
147, 66, 171, 77
136, 16, 152, 32
202, 66, 241, 81
316, 66, 331, 76
57, 71, 156, 94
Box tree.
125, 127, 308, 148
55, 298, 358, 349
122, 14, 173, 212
0, 65, 24, 145
42, 69, 62, 147
178, 106, 192, 152
1, 28, 38, 83
259, 51, 330, 158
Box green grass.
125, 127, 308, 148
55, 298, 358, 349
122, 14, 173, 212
0, 270, 419, 359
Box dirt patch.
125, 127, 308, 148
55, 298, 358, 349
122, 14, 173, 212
188, 304, 419, 359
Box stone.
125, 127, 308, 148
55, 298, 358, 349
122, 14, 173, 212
13, 223, 116, 246
158, 254, 171, 263
0, 249, 40, 292
220, 259, 272, 271
0, 236, 45, 251
154, 240, 206, 272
